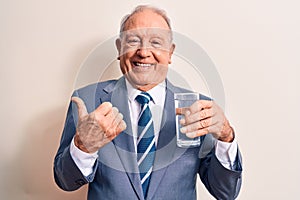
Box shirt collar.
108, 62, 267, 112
125, 79, 166, 104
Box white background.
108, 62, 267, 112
1, 0, 299, 199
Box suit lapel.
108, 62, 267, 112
99, 77, 144, 200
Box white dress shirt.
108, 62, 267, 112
126, 80, 166, 152
70, 79, 238, 176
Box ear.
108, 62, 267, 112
168, 43, 176, 64
115, 38, 121, 60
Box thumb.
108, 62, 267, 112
71, 96, 88, 118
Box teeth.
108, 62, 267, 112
135, 62, 153, 67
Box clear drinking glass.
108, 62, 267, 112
175, 93, 201, 148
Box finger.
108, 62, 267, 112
185, 128, 209, 138
116, 120, 127, 133
71, 97, 88, 118
105, 120, 127, 140
189, 100, 213, 114
102, 107, 121, 137
180, 117, 215, 134
112, 112, 124, 128
106, 107, 120, 124
176, 107, 190, 115
95, 102, 113, 117
186, 122, 223, 138
180, 108, 215, 125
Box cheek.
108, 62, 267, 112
155, 51, 172, 64
121, 45, 137, 56
119, 56, 130, 74
120, 50, 134, 64
121, 49, 135, 61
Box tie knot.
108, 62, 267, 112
135, 92, 152, 105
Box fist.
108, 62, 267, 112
72, 97, 127, 153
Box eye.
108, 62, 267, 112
126, 37, 141, 46
150, 38, 163, 48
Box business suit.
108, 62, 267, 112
54, 77, 242, 200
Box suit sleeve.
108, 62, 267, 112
53, 97, 98, 191
198, 135, 243, 200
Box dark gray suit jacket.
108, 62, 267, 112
54, 77, 242, 200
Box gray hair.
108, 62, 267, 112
119, 5, 172, 38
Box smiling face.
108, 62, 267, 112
116, 9, 175, 91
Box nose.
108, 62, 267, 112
136, 46, 151, 58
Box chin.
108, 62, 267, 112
125, 72, 165, 87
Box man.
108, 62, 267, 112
54, 5, 242, 200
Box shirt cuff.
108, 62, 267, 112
215, 138, 238, 170
70, 137, 98, 177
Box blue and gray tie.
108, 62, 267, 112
135, 92, 156, 198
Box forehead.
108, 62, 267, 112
123, 28, 171, 40
124, 10, 170, 31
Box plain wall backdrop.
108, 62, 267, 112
1, 0, 299, 199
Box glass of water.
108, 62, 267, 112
174, 93, 201, 148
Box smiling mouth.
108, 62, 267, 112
132, 62, 156, 67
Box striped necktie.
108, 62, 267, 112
135, 92, 156, 198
